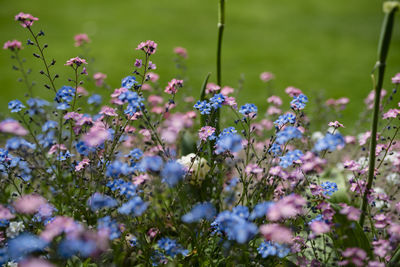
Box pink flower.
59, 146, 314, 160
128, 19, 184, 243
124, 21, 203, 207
174, 47, 188, 58
133, 173, 150, 185
15, 12, 38, 28
343, 160, 360, 171
339, 248, 367, 267
392, 73, 400, 84
40, 216, 82, 241
267, 106, 282, 115
99, 106, 117, 117
359, 131, 371, 146
372, 239, 390, 258
374, 213, 390, 229
0, 205, 15, 220
48, 144, 67, 155
77, 86, 88, 96
328, 121, 344, 128
13, 194, 47, 214
76, 158, 90, 171
260, 223, 294, 244
221, 86, 234, 96
148, 95, 164, 106
198, 126, 216, 141
19, 258, 55, 267
310, 221, 330, 235
65, 57, 87, 67
383, 108, 400, 119
326, 97, 349, 110
245, 163, 263, 177
267, 95, 282, 106
267, 194, 306, 221
285, 86, 302, 97
164, 79, 183, 94
344, 135, 356, 144
147, 72, 159, 82
364, 89, 387, 109
205, 83, 220, 94
223, 96, 237, 109
0, 119, 28, 136
74, 33, 90, 47
339, 203, 361, 221
93, 72, 107, 87
136, 40, 158, 55
134, 59, 142, 68
260, 72, 275, 82
3, 40, 22, 50
82, 125, 111, 147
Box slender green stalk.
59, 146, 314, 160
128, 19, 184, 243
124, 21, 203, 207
214, 0, 225, 133
359, 3, 398, 227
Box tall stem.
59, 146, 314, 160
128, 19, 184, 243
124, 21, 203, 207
214, 0, 225, 133
359, 4, 398, 227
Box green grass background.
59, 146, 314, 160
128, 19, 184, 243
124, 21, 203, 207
0, 0, 399, 128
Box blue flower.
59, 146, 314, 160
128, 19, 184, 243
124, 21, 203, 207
157, 238, 189, 258
268, 143, 282, 156
194, 100, 212, 115
257, 241, 290, 258
26, 98, 49, 115
6, 137, 36, 150
219, 127, 237, 137
88, 94, 102, 105
76, 141, 90, 156
239, 103, 258, 116
106, 161, 135, 178
118, 196, 148, 216
209, 93, 225, 109
128, 148, 143, 160
121, 76, 137, 89
215, 133, 243, 154
161, 161, 186, 187
249, 202, 273, 220
182, 202, 216, 223
313, 133, 345, 152
290, 94, 308, 110
55, 86, 75, 103
97, 216, 120, 240
58, 238, 96, 258
87, 193, 118, 211
8, 233, 48, 261
279, 149, 303, 168
275, 126, 302, 145
274, 113, 296, 128
0, 149, 8, 163
321, 181, 338, 196
0, 247, 7, 266
140, 156, 163, 172
8, 99, 25, 113
42, 120, 58, 132
232, 206, 250, 219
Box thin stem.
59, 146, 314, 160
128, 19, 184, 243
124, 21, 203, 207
214, 0, 225, 133
13, 50, 34, 97
359, 6, 398, 227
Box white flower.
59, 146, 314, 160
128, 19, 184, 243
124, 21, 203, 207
177, 153, 210, 184
5, 261, 18, 267
387, 173, 400, 185
311, 131, 324, 141
6, 221, 25, 238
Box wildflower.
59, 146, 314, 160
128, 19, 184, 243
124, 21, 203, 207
220, 126, 237, 136
128, 148, 143, 160
0, 119, 28, 136
383, 108, 400, 119
136, 40, 158, 55
93, 72, 107, 87
198, 126, 216, 141
3, 40, 22, 50
134, 59, 142, 68
99, 106, 117, 116
372, 239, 390, 258
194, 100, 212, 114
285, 86, 302, 97
87, 193, 117, 212
181, 202, 216, 223
215, 133, 243, 154
321, 181, 338, 196
257, 241, 290, 258
121, 76, 137, 89
74, 33, 90, 47
313, 133, 345, 152
106, 161, 134, 178
58, 238, 97, 258
148, 61, 156, 69
164, 78, 183, 94
274, 113, 296, 128
8, 233, 48, 261
374, 214, 389, 229
209, 93, 225, 109
55, 86, 75, 104
0, 205, 15, 220
6, 137, 36, 150
157, 238, 189, 257
260, 72, 275, 82
118, 196, 148, 216
174, 47, 188, 58
161, 161, 186, 187
205, 83, 221, 94
64, 57, 87, 67
140, 156, 163, 172
275, 126, 302, 145
82, 125, 110, 147
14, 12, 38, 28
249, 202, 273, 220
97, 216, 120, 240
13, 194, 47, 214
338, 248, 367, 267
279, 149, 303, 168
87, 94, 102, 105
392, 73, 400, 84
268, 143, 282, 156
310, 221, 330, 235
8, 100, 25, 113
239, 103, 258, 116
290, 94, 308, 110
19, 258, 55, 267
6, 221, 25, 238
267, 95, 282, 106
267, 194, 306, 221
328, 121, 345, 128
177, 153, 210, 179
259, 224, 293, 244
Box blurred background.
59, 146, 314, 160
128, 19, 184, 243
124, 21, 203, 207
0, 0, 399, 129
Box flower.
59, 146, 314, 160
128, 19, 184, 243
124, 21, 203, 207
93, 72, 107, 87
259, 224, 293, 244
65, 57, 87, 67
321, 181, 338, 196
136, 40, 158, 55
239, 103, 258, 116
82, 125, 110, 147
3, 40, 22, 50
87, 193, 117, 212
328, 121, 345, 128
157, 238, 188, 257
215, 133, 243, 154
338, 248, 367, 267
279, 149, 303, 168
267, 95, 282, 106
310, 221, 330, 235
174, 47, 188, 58
260, 72, 275, 82
164, 79, 183, 94
15, 12, 38, 28
274, 113, 296, 127
267, 194, 306, 221
182, 202, 216, 223
7, 233, 48, 261
118, 196, 148, 216
13, 194, 47, 214
0, 119, 28, 136
383, 108, 400, 119
249, 202, 273, 220
177, 153, 210, 180
313, 133, 345, 152
392, 73, 400, 84
275, 126, 302, 145
161, 161, 186, 187
6, 221, 25, 238
74, 33, 90, 47
209, 93, 225, 109
290, 94, 308, 110
140, 156, 163, 172
257, 241, 290, 258
198, 126, 216, 141
194, 100, 212, 115
8, 100, 25, 113
121, 76, 137, 89
97, 216, 120, 240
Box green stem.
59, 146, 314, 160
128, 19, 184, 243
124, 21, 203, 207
359, 5, 398, 227
214, 0, 225, 133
